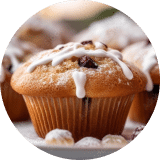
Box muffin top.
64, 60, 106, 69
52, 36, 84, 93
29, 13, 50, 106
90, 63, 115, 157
15, 15, 74, 50
122, 40, 160, 91
11, 41, 147, 98
0, 37, 39, 83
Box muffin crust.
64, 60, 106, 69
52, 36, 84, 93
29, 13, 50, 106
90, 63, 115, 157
11, 42, 147, 97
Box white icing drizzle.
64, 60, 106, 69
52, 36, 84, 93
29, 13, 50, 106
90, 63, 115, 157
110, 49, 123, 60
0, 36, 40, 83
27, 42, 134, 99
72, 71, 86, 98
94, 41, 105, 49
0, 65, 5, 83
123, 41, 158, 92
5, 53, 22, 73
142, 47, 157, 91
27, 42, 133, 80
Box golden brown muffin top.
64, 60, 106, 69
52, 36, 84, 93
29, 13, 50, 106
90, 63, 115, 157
11, 41, 147, 98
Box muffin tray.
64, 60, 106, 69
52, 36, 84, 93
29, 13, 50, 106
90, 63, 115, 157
14, 119, 142, 159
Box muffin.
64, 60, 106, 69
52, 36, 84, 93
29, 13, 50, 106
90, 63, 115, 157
0, 37, 39, 121
73, 12, 147, 51
122, 40, 160, 89
127, 87, 159, 124
15, 14, 74, 50
11, 41, 147, 141
122, 40, 160, 124
1, 69, 29, 121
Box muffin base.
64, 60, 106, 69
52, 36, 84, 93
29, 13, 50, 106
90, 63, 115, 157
23, 95, 134, 142
1, 81, 29, 121
128, 85, 159, 124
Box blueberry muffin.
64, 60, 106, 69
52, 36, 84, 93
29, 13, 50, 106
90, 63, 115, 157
11, 41, 147, 141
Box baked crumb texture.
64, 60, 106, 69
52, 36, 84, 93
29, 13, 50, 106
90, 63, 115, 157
11, 41, 147, 98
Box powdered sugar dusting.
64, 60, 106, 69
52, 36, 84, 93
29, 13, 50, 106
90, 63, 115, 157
45, 129, 74, 146
123, 41, 158, 91
1, 37, 39, 82
56, 71, 71, 86
42, 81, 47, 85
108, 70, 113, 74
74, 137, 102, 148
49, 76, 54, 84
84, 69, 96, 76
118, 78, 122, 83
27, 42, 133, 80
74, 12, 147, 50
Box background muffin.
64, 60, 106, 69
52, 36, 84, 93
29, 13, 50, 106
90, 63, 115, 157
1, 69, 29, 121
73, 12, 148, 51
1, 12, 75, 122
122, 40, 159, 124
11, 41, 147, 141
0, 37, 39, 121
15, 14, 75, 50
